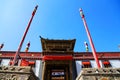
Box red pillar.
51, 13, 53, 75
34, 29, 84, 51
11, 5, 38, 66
79, 8, 101, 68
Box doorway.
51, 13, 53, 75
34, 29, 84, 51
45, 64, 70, 80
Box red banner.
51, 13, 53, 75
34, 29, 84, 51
43, 55, 73, 60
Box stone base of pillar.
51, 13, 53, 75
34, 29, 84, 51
76, 68, 120, 80
0, 66, 38, 80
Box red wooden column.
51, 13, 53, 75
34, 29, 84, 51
11, 5, 38, 66
79, 8, 101, 68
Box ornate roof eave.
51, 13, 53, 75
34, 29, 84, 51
40, 36, 76, 52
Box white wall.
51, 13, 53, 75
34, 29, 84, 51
35, 60, 42, 80
1, 59, 10, 66
90, 60, 97, 68
76, 60, 120, 76
75, 61, 82, 75
109, 60, 120, 68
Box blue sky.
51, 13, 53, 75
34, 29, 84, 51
0, 0, 120, 52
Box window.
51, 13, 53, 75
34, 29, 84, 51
29, 60, 36, 72
20, 59, 29, 66
9, 59, 18, 66
102, 60, 111, 68
29, 61, 35, 67
82, 61, 92, 68
20, 59, 36, 72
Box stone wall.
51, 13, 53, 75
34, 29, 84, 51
76, 68, 120, 80
0, 66, 38, 80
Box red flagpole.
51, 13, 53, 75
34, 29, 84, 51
11, 5, 38, 66
79, 8, 101, 68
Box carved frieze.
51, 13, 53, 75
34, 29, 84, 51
76, 68, 120, 80
0, 66, 38, 80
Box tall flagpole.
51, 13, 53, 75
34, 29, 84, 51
79, 8, 101, 68
11, 5, 38, 66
